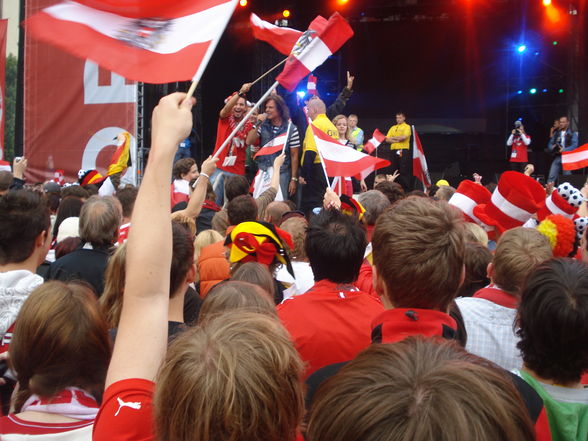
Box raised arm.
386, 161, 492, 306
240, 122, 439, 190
105, 93, 195, 387
176, 156, 218, 219
219, 83, 251, 119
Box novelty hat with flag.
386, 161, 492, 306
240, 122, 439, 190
448, 180, 492, 225
473, 171, 545, 233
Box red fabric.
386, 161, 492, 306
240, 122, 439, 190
0, 414, 93, 435
562, 143, 588, 171
356, 263, 379, 300
170, 183, 190, 208
276, 13, 353, 91
213, 115, 253, 175
0, 322, 14, 354
581, 372, 588, 384
535, 407, 553, 441
250, 13, 301, 56
25, 0, 235, 84
93, 378, 155, 441
254, 132, 287, 158
473, 286, 518, 309
118, 223, 131, 245
277, 279, 384, 378
412, 127, 431, 188
371, 308, 457, 344
198, 241, 230, 298
510, 136, 530, 163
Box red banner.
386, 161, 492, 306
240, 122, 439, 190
24, 0, 137, 184
0, 19, 7, 161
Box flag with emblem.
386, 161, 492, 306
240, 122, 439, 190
25, 0, 238, 84
276, 12, 353, 91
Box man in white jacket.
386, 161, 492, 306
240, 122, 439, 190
0, 190, 51, 354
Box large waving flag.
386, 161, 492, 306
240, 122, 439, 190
276, 13, 353, 92
412, 126, 431, 189
25, 0, 238, 84
363, 129, 386, 154
562, 144, 588, 171
312, 125, 390, 180
250, 13, 302, 56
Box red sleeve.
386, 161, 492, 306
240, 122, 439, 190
535, 407, 553, 441
93, 379, 155, 441
356, 264, 378, 300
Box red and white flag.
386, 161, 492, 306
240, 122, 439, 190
276, 13, 353, 91
0, 160, 10, 172
254, 133, 287, 158
25, 0, 238, 84
363, 129, 385, 155
307, 75, 318, 95
250, 13, 301, 56
412, 126, 431, 189
312, 125, 390, 180
51, 169, 65, 186
562, 144, 588, 171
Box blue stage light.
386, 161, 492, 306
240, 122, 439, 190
529, 88, 537, 94
517, 90, 523, 94
517, 44, 527, 53
296, 91, 306, 99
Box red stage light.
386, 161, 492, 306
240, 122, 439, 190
542, 0, 552, 5
337, 0, 349, 4
239, 0, 247, 6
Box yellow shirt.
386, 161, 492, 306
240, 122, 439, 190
386, 122, 411, 150
302, 114, 339, 164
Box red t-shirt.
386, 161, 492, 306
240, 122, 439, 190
93, 379, 155, 441
510, 135, 530, 163
212, 115, 253, 175
0, 322, 14, 354
277, 279, 384, 378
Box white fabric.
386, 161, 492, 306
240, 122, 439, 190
1, 424, 92, 441
97, 176, 115, 196
22, 388, 98, 421
276, 261, 315, 299
545, 195, 573, 218
251, 168, 284, 201
0, 270, 44, 338
456, 296, 522, 371
57, 217, 80, 243
448, 192, 483, 224
173, 179, 190, 196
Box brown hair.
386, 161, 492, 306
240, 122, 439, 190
492, 227, 552, 295
457, 242, 492, 298
372, 197, 465, 311
173, 158, 196, 180
307, 338, 535, 441
199, 281, 276, 322
154, 311, 304, 441
100, 243, 127, 328
11, 281, 111, 411
280, 217, 308, 261
79, 195, 121, 247
231, 262, 276, 299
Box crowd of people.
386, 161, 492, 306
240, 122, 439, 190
1, 85, 588, 441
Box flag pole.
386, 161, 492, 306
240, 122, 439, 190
250, 58, 287, 88
185, 81, 198, 101
312, 133, 331, 188
213, 81, 279, 160
281, 121, 292, 154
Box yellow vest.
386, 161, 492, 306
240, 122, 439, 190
302, 114, 339, 164
386, 122, 411, 150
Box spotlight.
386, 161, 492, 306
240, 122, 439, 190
529, 88, 537, 94
296, 91, 306, 99
517, 90, 523, 94
239, 0, 247, 6
337, 0, 349, 4
534, 51, 540, 56
552, 41, 558, 46
558, 88, 564, 94
282, 9, 291, 18
517, 45, 527, 53
543, 0, 551, 5
542, 88, 548, 93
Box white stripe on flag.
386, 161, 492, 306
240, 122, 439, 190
295, 37, 333, 72
563, 149, 588, 164
491, 189, 533, 222
45, 0, 234, 54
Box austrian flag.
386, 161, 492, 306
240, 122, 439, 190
250, 13, 302, 56
276, 13, 354, 92
412, 126, 431, 189
311, 125, 390, 180
25, 0, 238, 84
363, 129, 386, 154
254, 133, 287, 158
562, 144, 588, 171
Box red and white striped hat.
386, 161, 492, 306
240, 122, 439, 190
448, 180, 491, 225
473, 171, 546, 233
537, 182, 582, 221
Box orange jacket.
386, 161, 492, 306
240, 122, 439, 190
198, 241, 230, 298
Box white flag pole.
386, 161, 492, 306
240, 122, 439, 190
312, 131, 332, 188
281, 121, 292, 154
213, 80, 279, 160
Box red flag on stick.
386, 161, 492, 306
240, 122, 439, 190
363, 129, 385, 154
412, 126, 431, 189
254, 132, 288, 158
250, 13, 302, 56
25, 0, 237, 84
312, 125, 389, 180
276, 13, 353, 92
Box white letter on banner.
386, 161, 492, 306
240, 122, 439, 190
83, 60, 136, 104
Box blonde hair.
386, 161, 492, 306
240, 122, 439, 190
332, 114, 352, 141
154, 311, 303, 441
492, 227, 552, 295
280, 217, 308, 261
463, 222, 488, 247
194, 229, 224, 264
307, 338, 535, 441
100, 243, 127, 328
170, 211, 196, 237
